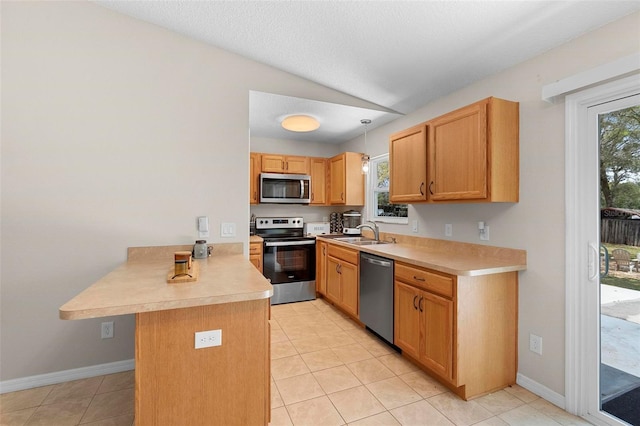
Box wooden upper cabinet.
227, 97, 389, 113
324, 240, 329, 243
389, 124, 428, 203
249, 152, 261, 205
329, 152, 364, 206
261, 154, 309, 174
428, 97, 519, 202
310, 158, 327, 205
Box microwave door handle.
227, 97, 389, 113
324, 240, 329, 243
300, 180, 304, 199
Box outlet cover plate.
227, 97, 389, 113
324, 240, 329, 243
101, 321, 114, 339
195, 329, 222, 349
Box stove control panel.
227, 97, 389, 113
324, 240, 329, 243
255, 217, 304, 229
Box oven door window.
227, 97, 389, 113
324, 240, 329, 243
263, 243, 316, 284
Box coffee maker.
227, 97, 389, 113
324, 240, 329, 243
342, 210, 362, 235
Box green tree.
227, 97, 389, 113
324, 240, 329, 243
600, 106, 640, 208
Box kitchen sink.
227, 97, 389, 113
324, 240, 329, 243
334, 237, 389, 245
351, 240, 389, 246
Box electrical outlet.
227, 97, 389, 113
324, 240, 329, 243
480, 225, 490, 241
445, 224, 453, 237
412, 220, 418, 233
101, 321, 114, 339
195, 329, 222, 349
529, 333, 542, 355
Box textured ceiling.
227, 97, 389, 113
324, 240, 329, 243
95, 1, 640, 143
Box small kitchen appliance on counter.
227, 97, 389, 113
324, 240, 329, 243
304, 222, 330, 236
342, 210, 362, 235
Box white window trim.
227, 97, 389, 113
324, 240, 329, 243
366, 154, 408, 225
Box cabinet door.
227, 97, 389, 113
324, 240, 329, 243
394, 281, 421, 359
389, 125, 428, 203
310, 158, 327, 205
250, 153, 262, 204
419, 291, 454, 380
316, 241, 327, 295
340, 261, 358, 318
250, 255, 262, 272
329, 155, 345, 204
326, 257, 341, 304
285, 156, 309, 174
428, 101, 487, 200
261, 154, 285, 173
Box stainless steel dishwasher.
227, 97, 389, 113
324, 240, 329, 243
359, 252, 394, 345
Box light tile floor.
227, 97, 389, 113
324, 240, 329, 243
268, 298, 593, 426
0, 298, 593, 425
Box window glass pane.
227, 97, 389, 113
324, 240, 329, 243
376, 191, 408, 217
377, 160, 389, 189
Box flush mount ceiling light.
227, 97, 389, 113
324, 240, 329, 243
281, 115, 320, 132
361, 119, 371, 174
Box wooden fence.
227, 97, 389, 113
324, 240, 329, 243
601, 219, 640, 246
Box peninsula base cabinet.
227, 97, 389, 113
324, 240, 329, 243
394, 262, 517, 400
135, 299, 270, 425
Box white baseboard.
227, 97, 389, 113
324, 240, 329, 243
517, 372, 566, 409
0, 359, 134, 394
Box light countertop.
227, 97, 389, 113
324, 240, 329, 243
317, 235, 526, 277
60, 253, 273, 320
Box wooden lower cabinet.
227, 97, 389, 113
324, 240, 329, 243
249, 241, 263, 273
135, 299, 270, 425
325, 244, 359, 318
316, 240, 328, 295
394, 262, 517, 400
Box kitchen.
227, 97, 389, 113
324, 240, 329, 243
2, 2, 640, 426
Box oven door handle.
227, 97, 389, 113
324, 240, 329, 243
265, 240, 316, 247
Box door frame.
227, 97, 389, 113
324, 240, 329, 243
565, 73, 640, 424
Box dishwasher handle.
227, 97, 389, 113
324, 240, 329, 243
363, 256, 392, 268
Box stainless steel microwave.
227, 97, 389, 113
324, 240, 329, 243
260, 173, 311, 204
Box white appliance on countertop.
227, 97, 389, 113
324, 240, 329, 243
304, 222, 331, 236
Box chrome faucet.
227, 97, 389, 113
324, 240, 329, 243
357, 222, 380, 241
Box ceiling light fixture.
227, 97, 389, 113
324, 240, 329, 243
361, 119, 371, 174
281, 115, 320, 132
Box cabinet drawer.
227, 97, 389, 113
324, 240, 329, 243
327, 244, 359, 265
395, 263, 454, 298
249, 243, 262, 255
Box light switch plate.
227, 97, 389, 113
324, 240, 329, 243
220, 222, 236, 237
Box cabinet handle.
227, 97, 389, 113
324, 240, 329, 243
413, 275, 425, 282
311, 192, 314, 201
253, 191, 257, 201
429, 181, 434, 195
419, 297, 424, 312
420, 182, 424, 196
413, 295, 418, 310
341, 192, 344, 201
323, 247, 326, 255
284, 161, 288, 170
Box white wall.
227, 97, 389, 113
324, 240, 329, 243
340, 12, 640, 396
0, 1, 384, 381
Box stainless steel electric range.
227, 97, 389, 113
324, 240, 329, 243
254, 217, 316, 305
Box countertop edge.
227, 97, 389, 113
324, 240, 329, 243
59, 288, 274, 320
